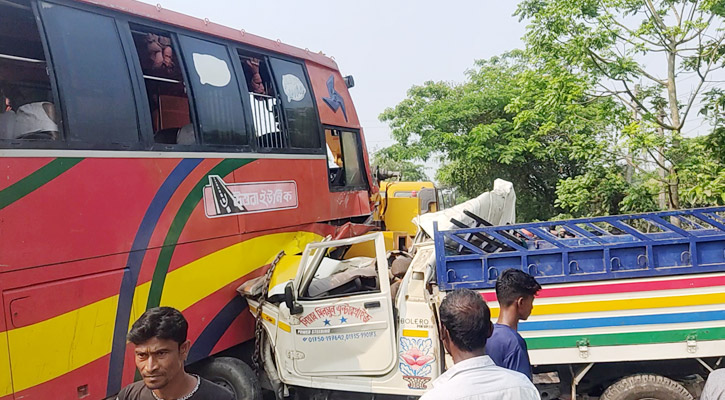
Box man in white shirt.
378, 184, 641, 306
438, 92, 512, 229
701, 368, 725, 400
421, 288, 540, 400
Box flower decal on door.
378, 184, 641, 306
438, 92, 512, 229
399, 337, 435, 389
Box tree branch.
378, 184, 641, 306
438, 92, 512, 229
678, 14, 714, 45
610, 18, 663, 48
588, 48, 666, 85
643, 0, 674, 49
644, 0, 669, 32
671, 3, 681, 27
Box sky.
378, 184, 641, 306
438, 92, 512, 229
138, 0, 526, 174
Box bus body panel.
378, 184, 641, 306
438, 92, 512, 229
0, 154, 370, 399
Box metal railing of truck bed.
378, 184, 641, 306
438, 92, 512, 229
434, 206, 725, 290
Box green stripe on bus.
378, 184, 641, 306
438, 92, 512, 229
146, 158, 251, 310
526, 326, 725, 350
0, 157, 83, 210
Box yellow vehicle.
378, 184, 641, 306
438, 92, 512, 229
376, 181, 438, 236
343, 181, 439, 259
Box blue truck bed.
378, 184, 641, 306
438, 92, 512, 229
434, 206, 725, 290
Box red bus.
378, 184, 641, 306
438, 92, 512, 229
0, 0, 375, 398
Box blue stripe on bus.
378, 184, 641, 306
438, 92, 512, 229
107, 158, 203, 397
519, 309, 725, 332
187, 296, 248, 363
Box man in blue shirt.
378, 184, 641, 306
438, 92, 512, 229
485, 269, 541, 380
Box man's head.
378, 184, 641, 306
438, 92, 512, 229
439, 288, 493, 356
495, 269, 542, 320
127, 307, 190, 390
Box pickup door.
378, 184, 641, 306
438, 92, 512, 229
291, 233, 396, 376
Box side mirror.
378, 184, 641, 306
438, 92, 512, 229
284, 282, 303, 315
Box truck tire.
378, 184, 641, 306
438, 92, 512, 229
600, 374, 693, 400
197, 356, 262, 400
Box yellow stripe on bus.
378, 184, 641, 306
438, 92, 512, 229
489, 292, 725, 318
0, 331, 12, 397
5, 231, 322, 396
159, 232, 321, 310
7, 295, 119, 392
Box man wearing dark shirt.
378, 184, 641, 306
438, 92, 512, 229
485, 269, 541, 380
116, 307, 234, 400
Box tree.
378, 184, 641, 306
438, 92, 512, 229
370, 149, 428, 182
517, 0, 725, 209
379, 51, 624, 221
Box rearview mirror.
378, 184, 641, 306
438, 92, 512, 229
284, 282, 303, 315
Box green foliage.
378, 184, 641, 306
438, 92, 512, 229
517, 0, 725, 210
555, 166, 628, 217
678, 137, 725, 207
371, 149, 428, 182
378, 52, 624, 222
555, 165, 660, 217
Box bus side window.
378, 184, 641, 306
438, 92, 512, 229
0, 0, 61, 145
39, 1, 139, 147
178, 35, 247, 147
238, 52, 287, 149
269, 58, 321, 150
326, 128, 367, 189
129, 25, 194, 146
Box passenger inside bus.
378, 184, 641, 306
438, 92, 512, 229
131, 27, 194, 145
240, 53, 286, 148
242, 58, 267, 95
0, 93, 59, 140
0, 0, 60, 142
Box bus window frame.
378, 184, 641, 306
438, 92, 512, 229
237, 50, 289, 151
116, 18, 155, 149
235, 49, 325, 155
175, 34, 252, 150
266, 55, 325, 154
34, 0, 148, 150
127, 23, 204, 152
323, 125, 368, 192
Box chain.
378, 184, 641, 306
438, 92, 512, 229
252, 250, 285, 375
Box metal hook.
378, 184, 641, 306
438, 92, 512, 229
637, 254, 648, 268
610, 257, 621, 271
569, 260, 580, 273
681, 251, 691, 265
447, 269, 457, 282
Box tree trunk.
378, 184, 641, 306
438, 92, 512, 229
665, 45, 682, 209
